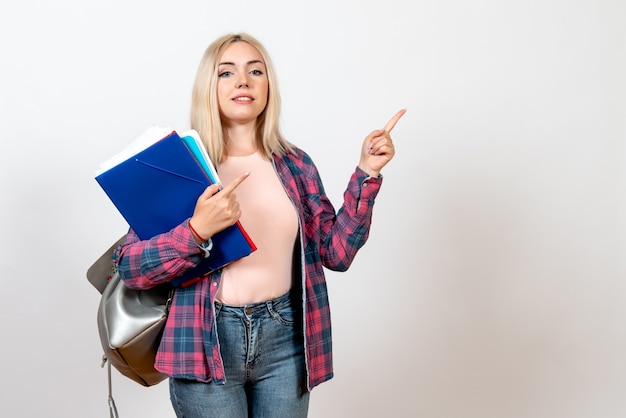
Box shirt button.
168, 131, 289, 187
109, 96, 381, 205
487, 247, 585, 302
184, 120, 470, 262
212, 282, 217, 287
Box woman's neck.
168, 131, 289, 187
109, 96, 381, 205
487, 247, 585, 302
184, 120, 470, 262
223, 122, 257, 157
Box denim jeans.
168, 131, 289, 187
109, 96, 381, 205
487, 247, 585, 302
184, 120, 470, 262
169, 291, 310, 418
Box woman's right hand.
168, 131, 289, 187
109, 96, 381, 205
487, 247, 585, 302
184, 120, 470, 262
188, 171, 250, 243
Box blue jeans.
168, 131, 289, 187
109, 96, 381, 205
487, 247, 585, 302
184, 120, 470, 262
169, 291, 310, 418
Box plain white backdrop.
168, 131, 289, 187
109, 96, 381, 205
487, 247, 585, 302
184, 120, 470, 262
1, 0, 625, 417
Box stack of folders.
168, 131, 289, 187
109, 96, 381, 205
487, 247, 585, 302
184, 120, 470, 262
95, 126, 256, 286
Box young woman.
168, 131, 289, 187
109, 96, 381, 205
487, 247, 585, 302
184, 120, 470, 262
115, 33, 405, 418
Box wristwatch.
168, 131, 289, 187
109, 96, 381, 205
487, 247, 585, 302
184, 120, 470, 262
199, 238, 213, 258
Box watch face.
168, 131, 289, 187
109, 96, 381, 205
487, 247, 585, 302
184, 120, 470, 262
199, 238, 213, 258
201, 239, 213, 250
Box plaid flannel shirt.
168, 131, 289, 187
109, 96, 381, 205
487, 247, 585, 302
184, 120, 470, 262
115, 147, 382, 390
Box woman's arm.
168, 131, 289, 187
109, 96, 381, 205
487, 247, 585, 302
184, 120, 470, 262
316, 164, 382, 271
114, 221, 206, 290
115, 172, 251, 290
315, 109, 405, 270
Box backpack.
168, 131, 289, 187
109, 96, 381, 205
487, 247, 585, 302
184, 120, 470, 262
86, 236, 172, 416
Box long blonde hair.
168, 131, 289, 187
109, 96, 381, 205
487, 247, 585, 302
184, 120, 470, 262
190, 33, 293, 165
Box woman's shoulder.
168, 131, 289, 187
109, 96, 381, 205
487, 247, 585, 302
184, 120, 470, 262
273, 147, 322, 183
275, 146, 316, 169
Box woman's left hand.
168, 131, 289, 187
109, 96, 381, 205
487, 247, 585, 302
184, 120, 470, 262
358, 109, 406, 177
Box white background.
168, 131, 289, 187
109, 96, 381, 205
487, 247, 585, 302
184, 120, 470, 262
1, 1, 625, 417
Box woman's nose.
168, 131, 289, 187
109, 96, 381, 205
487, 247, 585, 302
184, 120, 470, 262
237, 75, 249, 88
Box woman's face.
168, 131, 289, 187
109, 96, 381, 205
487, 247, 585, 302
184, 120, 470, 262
216, 41, 269, 126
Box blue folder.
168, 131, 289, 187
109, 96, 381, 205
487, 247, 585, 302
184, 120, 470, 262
96, 130, 256, 285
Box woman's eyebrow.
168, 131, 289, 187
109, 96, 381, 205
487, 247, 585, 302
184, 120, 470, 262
218, 60, 264, 66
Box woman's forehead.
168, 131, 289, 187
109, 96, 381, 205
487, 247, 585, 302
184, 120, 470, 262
219, 42, 264, 65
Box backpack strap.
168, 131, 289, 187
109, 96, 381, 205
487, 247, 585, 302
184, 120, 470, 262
101, 355, 119, 418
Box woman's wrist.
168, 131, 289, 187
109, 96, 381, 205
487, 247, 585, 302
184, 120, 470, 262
188, 219, 209, 244
357, 163, 380, 178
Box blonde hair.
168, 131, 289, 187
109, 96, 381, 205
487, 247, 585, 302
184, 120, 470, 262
190, 33, 293, 165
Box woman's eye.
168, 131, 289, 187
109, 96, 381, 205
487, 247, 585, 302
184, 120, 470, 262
219, 71, 232, 78
250, 69, 264, 76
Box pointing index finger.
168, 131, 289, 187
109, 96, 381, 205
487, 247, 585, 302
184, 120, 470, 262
220, 171, 250, 195
383, 109, 407, 133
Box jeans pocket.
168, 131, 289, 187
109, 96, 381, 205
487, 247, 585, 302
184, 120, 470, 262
268, 302, 296, 327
